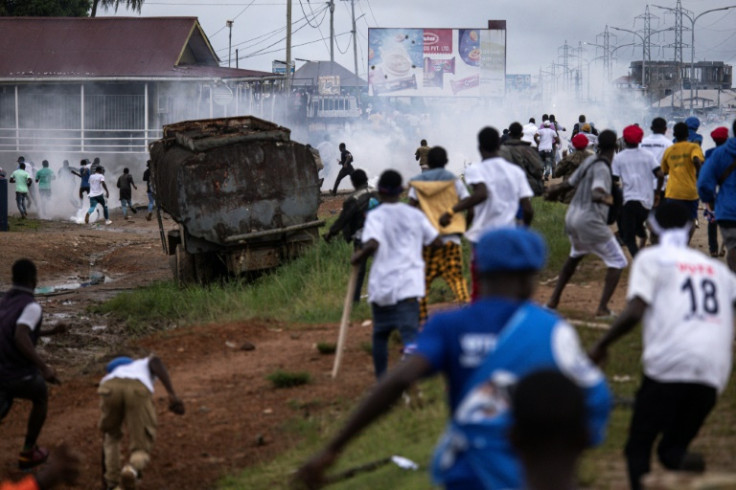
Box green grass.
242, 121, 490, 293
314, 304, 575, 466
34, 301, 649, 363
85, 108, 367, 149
7, 216, 42, 231
267, 370, 311, 389
218, 377, 448, 490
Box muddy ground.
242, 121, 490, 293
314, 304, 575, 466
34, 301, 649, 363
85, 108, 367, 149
0, 195, 723, 489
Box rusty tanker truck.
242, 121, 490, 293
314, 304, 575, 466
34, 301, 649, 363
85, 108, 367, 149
148, 116, 323, 285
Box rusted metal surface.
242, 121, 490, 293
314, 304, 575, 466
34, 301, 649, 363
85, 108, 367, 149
149, 116, 321, 252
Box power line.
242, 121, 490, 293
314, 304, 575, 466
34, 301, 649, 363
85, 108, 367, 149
237, 31, 351, 60
216, 4, 327, 53
239, 14, 326, 59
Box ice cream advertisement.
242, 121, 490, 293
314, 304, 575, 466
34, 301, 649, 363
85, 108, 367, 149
368, 27, 505, 97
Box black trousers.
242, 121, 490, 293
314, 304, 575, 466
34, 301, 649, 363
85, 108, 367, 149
625, 375, 717, 490
332, 165, 354, 194
620, 200, 649, 257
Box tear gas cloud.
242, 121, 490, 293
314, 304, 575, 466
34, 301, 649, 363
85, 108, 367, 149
3, 64, 731, 219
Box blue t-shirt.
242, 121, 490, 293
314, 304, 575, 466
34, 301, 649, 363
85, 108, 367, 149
417, 300, 611, 490
80, 167, 90, 188
416, 298, 523, 413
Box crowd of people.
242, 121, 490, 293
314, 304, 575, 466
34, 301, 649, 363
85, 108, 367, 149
305, 114, 736, 489
2, 113, 736, 489
1, 157, 156, 224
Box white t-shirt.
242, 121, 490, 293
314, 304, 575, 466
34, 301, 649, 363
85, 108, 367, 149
536, 127, 557, 151
641, 133, 672, 190
362, 202, 438, 306
89, 173, 106, 197
522, 123, 538, 147
628, 245, 736, 393
463, 157, 534, 243
16, 302, 42, 332
612, 147, 660, 209
101, 357, 156, 393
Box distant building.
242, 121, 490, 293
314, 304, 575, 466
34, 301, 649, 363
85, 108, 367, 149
0, 17, 280, 159
291, 61, 366, 122
629, 60, 733, 102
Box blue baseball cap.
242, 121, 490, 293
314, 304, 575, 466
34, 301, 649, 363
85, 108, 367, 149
685, 116, 700, 130
106, 356, 134, 373
475, 227, 547, 273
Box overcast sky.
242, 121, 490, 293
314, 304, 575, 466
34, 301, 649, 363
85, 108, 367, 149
103, 0, 736, 80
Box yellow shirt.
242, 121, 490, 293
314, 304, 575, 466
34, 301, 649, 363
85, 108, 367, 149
661, 141, 704, 200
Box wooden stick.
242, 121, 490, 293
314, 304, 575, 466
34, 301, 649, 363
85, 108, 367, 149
332, 265, 359, 378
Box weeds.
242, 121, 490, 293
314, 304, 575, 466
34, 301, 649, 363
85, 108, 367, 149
267, 370, 310, 389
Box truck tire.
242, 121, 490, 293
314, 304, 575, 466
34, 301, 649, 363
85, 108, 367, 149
175, 245, 196, 286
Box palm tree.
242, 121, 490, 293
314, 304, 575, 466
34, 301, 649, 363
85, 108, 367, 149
90, 0, 144, 17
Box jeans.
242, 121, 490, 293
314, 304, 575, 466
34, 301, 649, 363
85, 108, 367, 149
147, 191, 154, 213
121, 198, 132, 217
539, 150, 554, 179
370, 298, 420, 379
89, 194, 109, 220
625, 376, 717, 490
15, 192, 28, 217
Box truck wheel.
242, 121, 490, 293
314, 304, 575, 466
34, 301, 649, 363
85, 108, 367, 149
175, 246, 196, 286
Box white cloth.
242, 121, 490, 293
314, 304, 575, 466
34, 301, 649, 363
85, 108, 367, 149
463, 157, 534, 243
641, 133, 673, 190
408, 179, 469, 245
89, 173, 105, 197
16, 302, 42, 332
628, 245, 736, 393
612, 147, 660, 209
101, 357, 156, 393
522, 123, 538, 147
536, 127, 557, 151
362, 202, 438, 306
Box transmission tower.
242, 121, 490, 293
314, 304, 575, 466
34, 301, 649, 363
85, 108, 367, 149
635, 5, 658, 64
675, 0, 684, 66
595, 26, 614, 81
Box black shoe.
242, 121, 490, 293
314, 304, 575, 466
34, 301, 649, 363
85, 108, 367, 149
679, 452, 705, 473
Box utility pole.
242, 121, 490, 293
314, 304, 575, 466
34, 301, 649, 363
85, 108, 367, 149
286, 0, 292, 88
329, 0, 335, 62
227, 20, 234, 68
351, 0, 358, 77
558, 40, 571, 91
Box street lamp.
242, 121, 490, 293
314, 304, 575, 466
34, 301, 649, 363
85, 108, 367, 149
226, 20, 234, 68
610, 26, 675, 90
653, 4, 736, 113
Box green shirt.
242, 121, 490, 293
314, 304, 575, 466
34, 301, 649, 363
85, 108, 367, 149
36, 167, 55, 190
10, 169, 30, 193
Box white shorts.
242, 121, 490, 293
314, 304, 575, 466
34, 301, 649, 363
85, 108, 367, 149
568, 234, 628, 269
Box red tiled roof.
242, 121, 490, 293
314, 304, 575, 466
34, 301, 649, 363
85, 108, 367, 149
0, 17, 272, 79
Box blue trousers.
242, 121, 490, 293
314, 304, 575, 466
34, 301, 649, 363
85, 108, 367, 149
370, 298, 419, 379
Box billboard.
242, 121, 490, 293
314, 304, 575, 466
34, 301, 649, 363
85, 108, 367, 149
506, 74, 531, 91
368, 25, 506, 97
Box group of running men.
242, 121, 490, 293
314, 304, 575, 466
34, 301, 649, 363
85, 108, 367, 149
304, 116, 736, 490
3, 157, 157, 223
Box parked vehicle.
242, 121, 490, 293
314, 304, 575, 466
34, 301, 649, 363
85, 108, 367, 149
149, 116, 323, 285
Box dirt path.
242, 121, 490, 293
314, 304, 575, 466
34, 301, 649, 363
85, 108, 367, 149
0, 196, 724, 488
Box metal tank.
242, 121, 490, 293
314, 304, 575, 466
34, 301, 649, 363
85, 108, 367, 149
149, 116, 323, 285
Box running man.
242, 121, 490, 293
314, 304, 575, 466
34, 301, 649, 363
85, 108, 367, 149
85, 166, 111, 225
34, 160, 55, 219
142, 160, 154, 221
589, 202, 736, 490
9, 162, 31, 219
331, 143, 354, 196
71, 159, 91, 206
116, 168, 138, 220
545, 130, 627, 317
351, 169, 439, 379
99, 355, 185, 490
1, 260, 64, 470
295, 228, 610, 490
409, 146, 470, 323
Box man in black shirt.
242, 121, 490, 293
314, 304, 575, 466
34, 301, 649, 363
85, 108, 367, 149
331, 143, 354, 196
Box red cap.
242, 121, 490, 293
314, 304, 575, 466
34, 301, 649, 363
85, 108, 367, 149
711, 126, 729, 143
623, 125, 644, 145
571, 133, 589, 150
